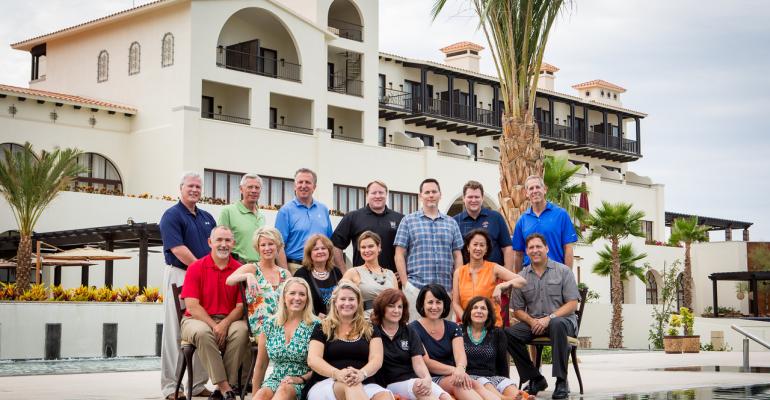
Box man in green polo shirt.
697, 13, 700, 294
218, 173, 265, 263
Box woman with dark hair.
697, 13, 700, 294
342, 231, 397, 319
371, 288, 450, 400
408, 284, 501, 400
294, 234, 343, 317
461, 296, 523, 400
452, 229, 526, 326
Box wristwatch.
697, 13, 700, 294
548, 313, 556, 319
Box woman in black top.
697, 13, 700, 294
294, 234, 343, 317
371, 288, 450, 400
306, 281, 389, 400
462, 296, 523, 399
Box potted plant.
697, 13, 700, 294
736, 282, 748, 300
680, 307, 700, 353
663, 314, 683, 353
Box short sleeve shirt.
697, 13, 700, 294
331, 205, 404, 272
180, 254, 241, 316
375, 324, 424, 385
275, 198, 333, 261
159, 201, 216, 269
511, 259, 581, 330
217, 201, 265, 262
309, 324, 379, 384
393, 210, 464, 291
511, 202, 578, 266
453, 208, 512, 265
409, 320, 463, 370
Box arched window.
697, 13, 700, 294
128, 42, 141, 75
676, 273, 685, 311
97, 50, 109, 82
73, 153, 123, 193
0, 142, 32, 163
161, 33, 174, 67
645, 271, 658, 304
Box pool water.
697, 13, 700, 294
649, 365, 770, 373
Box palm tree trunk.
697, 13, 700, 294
497, 113, 543, 230
15, 235, 32, 292
609, 238, 624, 348
683, 242, 693, 310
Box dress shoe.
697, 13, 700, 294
552, 378, 570, 399
206, 389, 223, 400
524, 376, 548, 396
223, 391, 237, 400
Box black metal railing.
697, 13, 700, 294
328, 72, 363, 97
437, 150, 472, 160
202, 111, 250, 125
331, 133, 363, 143
328, 18, 363, 42
379, 88, 412, 110
378, 91, 501, 128
581, 129, 639, 154
536, 120, 578, 142
270, 122, 312, 135
382, 142, 421, 151
216, 46, 301, 82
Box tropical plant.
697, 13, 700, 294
51, 285, 70, 301
577, 282, 600, 303
116, 285, 140, 302
585, 201, 645, 348
0, 282, 17, 300
649, 260, 680, 349
680, 307, 694, 336
17, 283, 48, 301
667, 314, 682, 336
432, 0, 568, 229
0, 142, 85, 291
544, 155, 589, 230
68, 285, 95, 302
668, 216, 709, 310
93, 287, 118, 302
592, 244, 647, 303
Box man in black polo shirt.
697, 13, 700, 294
332, 180, 403, 273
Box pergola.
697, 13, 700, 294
0, 223, 162, 289
708, 271, 770, 318
665, 212, 753, 241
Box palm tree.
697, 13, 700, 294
668, 216, 709, 310
0, 143, 85, 291
432, 0, 568, 229
592, 243, 647, 304
544, 155, 589, 229
586, 201, 645, 348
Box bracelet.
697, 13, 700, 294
361, 369, 369, 379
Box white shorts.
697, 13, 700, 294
473, 375, 516, 393
308, 377, 391, 400
386, 378, 447, 400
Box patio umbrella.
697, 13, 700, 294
45, 247, 132, 261
0, 258, 97, 268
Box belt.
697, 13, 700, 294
287, 259, 303, 264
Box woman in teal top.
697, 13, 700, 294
252, 277, 319, 400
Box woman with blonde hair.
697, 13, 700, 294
294, 234, 343, 317
341, 231, 397, 318
306, 281, 391, 400
252, 277, 319, 400
226, 227, 290, 335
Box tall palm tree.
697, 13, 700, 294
544, 155, 589, 229
432, 0, 568, 229
586, 201, 645, 348
592, 243, 647, 303
668, 216, 709, 310
0, 143, 85, 291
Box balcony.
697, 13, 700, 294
328, 18, 363, 42
571, 130, 640, 162
328, 105, 363, 142
328, 0, 364, 42
270, 123, 312, 135
328, 71, 363, 97
202, 80, 250, 126
202, 112, 250, 125
270, 93, 312, 135
216, 46, 301, 82
536, 120, 579, 150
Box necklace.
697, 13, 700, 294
381, 324, 399, 339
424, 319, 443, 335
312, 269, 329, 280
467, 326, 487, 345
365, 265, 387, 285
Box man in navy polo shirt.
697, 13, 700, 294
511, 175, 578, 271
159, 172, 216, 400
275, 168, 332, 273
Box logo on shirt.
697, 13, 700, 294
399, 340, 409, 351
390, 221, 397, 229
481, 221, 489, 229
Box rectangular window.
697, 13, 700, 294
405, 131, 434, 147
379, 74, 386, 98
333, 184, 365, 214
451, 139, 478, 160
640, 220, 654, 242
378, 127, 386, 146
204, 169, 294, 206
602, 165, 621, 173
388, 190, 418, 214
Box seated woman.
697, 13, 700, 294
226, 226, 291, 335
452, 229, 526, 326
341, 231, 397, 318
409, 285, 502, 400
371, 288, 450, 400
462, 296, 524, 400
306, 281, 391, 400
294, 234, 343, 318
252, 278, 319, 400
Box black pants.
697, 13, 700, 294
505, 317, 575, 381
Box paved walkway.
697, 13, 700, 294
1, 351, 769, 399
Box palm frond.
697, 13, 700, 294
668, 216, 709, 246
592, 243, 648, 282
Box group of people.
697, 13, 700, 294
158, 168, 580, 400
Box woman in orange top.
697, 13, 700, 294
452, 229, 526, 326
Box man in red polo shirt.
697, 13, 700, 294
181, 226, 248, 400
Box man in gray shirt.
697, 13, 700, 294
507, 233, 580, 399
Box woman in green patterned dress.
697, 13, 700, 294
252, 277, 319, 400
226, 227, 291, 336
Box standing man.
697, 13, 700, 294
506, 233, 580, 399
394, 178, 464, 320
512, 175, 578, 271
159, 172, 215, 400
331, 180, 403, 273
275, 168, 332, 273
218, 173, 265, 263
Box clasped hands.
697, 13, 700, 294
333, 367, 366, 386
529, 316, 551, 335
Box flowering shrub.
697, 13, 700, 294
0, 283, 162, 303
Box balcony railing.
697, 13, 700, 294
380, 142, 421, 152
270, 122, 312, 135
536, 120, 578, 143
328, 18, 363, 42
216, 46, 301, 82
331, 133, 363, 143
437, 150, 472, 160
378, 89, 501, 128
583, 130, 639, 154
328, 72, 363, 97
202, 111, 250, 125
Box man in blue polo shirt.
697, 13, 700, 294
159, 172, 216, 400
512, 175, 578, 270
275, 168, 332, 274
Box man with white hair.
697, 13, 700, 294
218, 173, 265, 263
159, 172, 216, 400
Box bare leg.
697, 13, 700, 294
254, 387, 275, 400
273, 383, 297, 400
372, 391, 395, 400
438, 377, 483, 400
470, 379, 503, 400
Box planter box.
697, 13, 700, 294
681, 335, 701, 353
663, 335, 682, 354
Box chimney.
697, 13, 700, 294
439, 42, 484, 73
538, 63, 559, 91
571, 79, 626, 107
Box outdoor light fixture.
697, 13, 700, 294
127, 217, 134, 226
89, 116, 97, 127
50, 111, 58, 122
8, 104, 17, 116
217, 105, 222, 114
280, 116, 285, 124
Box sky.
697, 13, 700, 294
1, 0, 769, 241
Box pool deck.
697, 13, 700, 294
1, 351, 769, 399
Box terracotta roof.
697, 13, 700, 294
540, 63, 559, 73
0, 84, 137, 114
439, 41, 484, 54
571, 79, 626, 93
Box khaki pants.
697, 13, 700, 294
287, 262, 303, 275
180, 317, 249, 386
